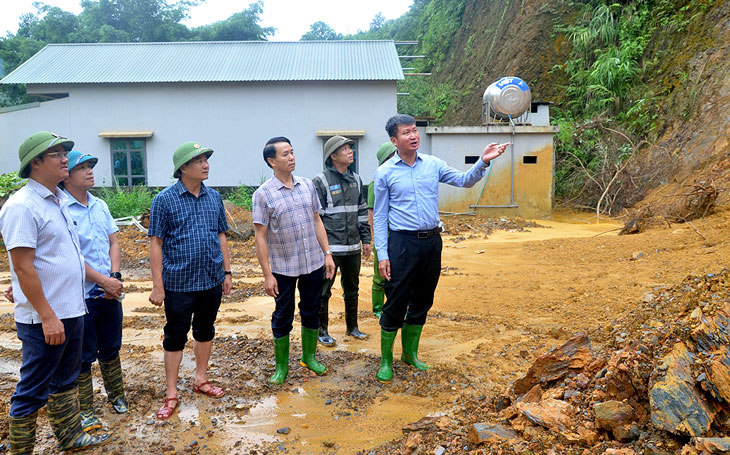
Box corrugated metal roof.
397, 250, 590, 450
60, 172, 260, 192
1, 41, 404, 84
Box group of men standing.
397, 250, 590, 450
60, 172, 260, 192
0, 114, 507, 454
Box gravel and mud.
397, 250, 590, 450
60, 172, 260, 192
1, 208, 729, 454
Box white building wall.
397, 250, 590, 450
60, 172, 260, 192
0, 81, 397, 186
0, 98, 72, 175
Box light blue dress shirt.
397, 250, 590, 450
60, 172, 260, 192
373, 152, 488, 261
65, 191, 119, 298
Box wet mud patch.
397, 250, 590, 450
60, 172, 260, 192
131, 305, 163, 314
222, 282, 267, 303
123, 314, 164, 330
442, 216, 548, 236
0, 313, 15, 332
125, 283, 152, 293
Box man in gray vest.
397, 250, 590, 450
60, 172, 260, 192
313, 136, 371, 346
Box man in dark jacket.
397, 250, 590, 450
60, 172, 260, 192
313, 136, 372, 346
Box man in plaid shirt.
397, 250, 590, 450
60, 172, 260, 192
148, 141, 232, 420
253, 136, 335, 385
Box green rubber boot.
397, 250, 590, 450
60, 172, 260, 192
376, 329, 398, 383
9, 411, 38, 455
77, 369, 102, 431
371, 288, 384, 319
300, 327, 327, 375
269, 335, 290, 384
48, 387, 109, 452
401, 323, 430, 371
99, 356, 129, 414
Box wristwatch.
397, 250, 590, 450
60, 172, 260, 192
110, 272, 122, 280
323, 250, 332, 255
224, 270, 232, 276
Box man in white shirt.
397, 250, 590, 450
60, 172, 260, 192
0, 132, 108, 454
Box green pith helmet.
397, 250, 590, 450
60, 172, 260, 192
323, 135, 354, 163
173, 141, 213, 178
18, 131, 74, 178
376, 142, 397, 166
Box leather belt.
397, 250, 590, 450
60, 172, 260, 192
393, 227, 441, 239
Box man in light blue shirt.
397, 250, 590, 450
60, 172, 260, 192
63, 150, 129, 432
373, 114, 509, 383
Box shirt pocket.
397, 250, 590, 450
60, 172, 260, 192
200, 209, 220, 232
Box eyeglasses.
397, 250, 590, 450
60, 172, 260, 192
44, 151, 69, 160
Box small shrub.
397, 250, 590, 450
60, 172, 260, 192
96, 185, 154, 218
226, 185, 255, 210
0, 172, 25, 199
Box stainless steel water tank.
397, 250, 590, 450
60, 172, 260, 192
483, 77, 531, 120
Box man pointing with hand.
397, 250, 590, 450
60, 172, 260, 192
372, 114, 508, 383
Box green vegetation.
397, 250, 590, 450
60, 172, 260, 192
344, 0, 468, 122
96, 185, 155, 219
0, 172, 25, 199
551, 0, 713, 212
301, 22, 342, 41
225, 185, 255, 210
0, 0, 273, 106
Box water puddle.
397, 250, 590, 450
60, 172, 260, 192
217, 359, 450, 453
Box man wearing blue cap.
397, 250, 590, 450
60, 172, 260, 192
148, 142, 232, 420
62, 151, 128, 431
0, 132, 108, 454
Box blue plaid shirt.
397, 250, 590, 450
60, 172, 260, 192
148, 180, 228, 292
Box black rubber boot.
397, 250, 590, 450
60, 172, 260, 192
318, 299, 336, 346
345, 299, 367, 339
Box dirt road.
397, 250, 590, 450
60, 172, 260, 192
0, 209, 728, 454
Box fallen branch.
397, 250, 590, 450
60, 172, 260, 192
687, 221, 706, 241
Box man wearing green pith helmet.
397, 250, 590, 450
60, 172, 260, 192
0, 131, 108, 454
367, 143, 396, 318
148, 141, 232, 420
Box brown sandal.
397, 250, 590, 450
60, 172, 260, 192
193, 381, 225, 398
156, 397, 178, 420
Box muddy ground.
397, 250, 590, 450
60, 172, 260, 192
0, 208, 728, 454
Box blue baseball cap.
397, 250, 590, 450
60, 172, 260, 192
67, 150, 98, 171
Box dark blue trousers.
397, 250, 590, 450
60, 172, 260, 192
381, 230, 442, 332
10, 316, 84, 417
271, 267, 324, 338
82, 297, 123, 371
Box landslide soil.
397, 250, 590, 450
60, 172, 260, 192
1, 208, 729, 454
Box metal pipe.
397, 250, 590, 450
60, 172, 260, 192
440, 211, 477, 216
509, 116, 516, 206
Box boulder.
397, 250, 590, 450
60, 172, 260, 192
513, 333, 593, 396
576, 425, 599, 446
612, 424, 640, 442
650, 342, 719, 436
466, 422, 518, 444
516, 398, 574, 431
695, 437, 730, 453
690, 309, 730, 404
593, 400, 634, 430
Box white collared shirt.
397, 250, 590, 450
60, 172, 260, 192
0, 179, 86, 323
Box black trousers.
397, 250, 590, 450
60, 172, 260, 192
271, 267, 324, 338
380, 230, 442, 332
321, 253, 361, 303
163, 285, 223, 352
